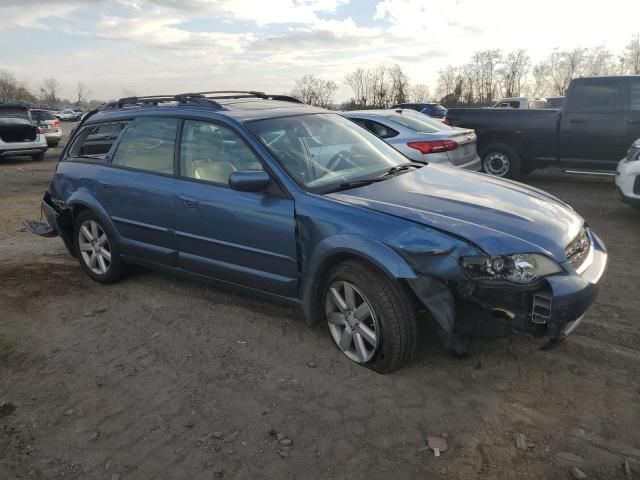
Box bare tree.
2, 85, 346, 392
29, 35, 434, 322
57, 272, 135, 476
548, 48, 587, 95
498, 49, 530, 98
436, 65, 459, 101
0, 70, 36, 103
530, 62, 549, 98
291, 74, 337, 108
410, 83, 431, 102
388, 64, 410, 105
624, 34, 640, 74
39, 77, 60, 106
75, 81, 92, 107
344, 68, 372, 108
584, 46, 614, 76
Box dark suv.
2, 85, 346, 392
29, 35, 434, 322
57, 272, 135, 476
41, 91, 607, 373
392, 102, 448, 119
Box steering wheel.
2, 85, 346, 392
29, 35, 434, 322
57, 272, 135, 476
327, 150, 357, 170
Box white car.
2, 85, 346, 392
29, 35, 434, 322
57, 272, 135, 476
615, 138, 640, 209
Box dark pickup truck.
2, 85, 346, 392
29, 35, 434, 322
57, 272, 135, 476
445, 76, 640, 178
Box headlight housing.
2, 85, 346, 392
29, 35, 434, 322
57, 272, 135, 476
624, 140, 640, 162
460, 253, 562, 284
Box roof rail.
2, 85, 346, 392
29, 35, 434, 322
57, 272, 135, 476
99, 90, 302, 111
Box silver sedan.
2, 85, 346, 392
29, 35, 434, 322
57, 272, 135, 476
341, 109, 482, 171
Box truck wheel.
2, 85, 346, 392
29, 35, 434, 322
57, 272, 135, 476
323, 260, 417, 373
31, 151, 45, 161
480, 143, 521, 179
74, 210, 126, 284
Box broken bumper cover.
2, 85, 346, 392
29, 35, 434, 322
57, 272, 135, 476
40, 193, 75, 255
407, 230, 607, 344
544, 231, 607, 339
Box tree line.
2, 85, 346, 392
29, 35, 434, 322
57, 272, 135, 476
292, 33, 640, 109
0, 69, 96, 108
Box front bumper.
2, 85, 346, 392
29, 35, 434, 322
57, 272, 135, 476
410, 229, 608, 344
41, 193, 75, 255
615, 157, 640, 206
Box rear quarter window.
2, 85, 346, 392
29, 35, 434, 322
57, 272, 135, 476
68, 121, 129, 161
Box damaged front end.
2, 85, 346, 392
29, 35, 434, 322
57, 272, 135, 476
402, 228, 607, 351
25, 192, 76, 256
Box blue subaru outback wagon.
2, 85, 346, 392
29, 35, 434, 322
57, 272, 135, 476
41, 91, 607, 373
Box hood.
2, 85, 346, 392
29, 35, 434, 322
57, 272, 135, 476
328, 165, 583, 260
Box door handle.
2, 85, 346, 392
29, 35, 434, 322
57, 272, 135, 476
569, 119, 587, 124
628, 119, 640, 125
178, 194, 199, 208
99, 181, 112, 190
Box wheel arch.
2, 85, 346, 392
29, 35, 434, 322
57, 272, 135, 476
301, 235, 417, 326
477, 132, 529, 160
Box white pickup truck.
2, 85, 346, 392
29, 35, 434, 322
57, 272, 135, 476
493, 97, 548, 109
0, 104, 48, 161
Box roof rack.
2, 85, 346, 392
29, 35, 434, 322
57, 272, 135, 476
100, 90, 302, 111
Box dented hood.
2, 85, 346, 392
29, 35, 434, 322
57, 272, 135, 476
327, 165, 583, 260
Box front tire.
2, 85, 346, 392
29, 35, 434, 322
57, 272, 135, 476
74, 211, 126, 284
480, 143, 521, 179
324, 260, 417, 373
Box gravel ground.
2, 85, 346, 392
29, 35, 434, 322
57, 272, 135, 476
1, 124, 639, 479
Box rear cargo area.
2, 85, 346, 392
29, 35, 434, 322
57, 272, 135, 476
0, 118, 37, 143
0, 105, 37, 143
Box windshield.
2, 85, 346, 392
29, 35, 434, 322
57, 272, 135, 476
386, 110, 451, 133
246, 113, 410, 192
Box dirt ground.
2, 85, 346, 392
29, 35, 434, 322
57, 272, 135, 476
1, 124, 639, 479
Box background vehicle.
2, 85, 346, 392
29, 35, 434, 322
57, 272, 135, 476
342, 109, 481, 170
391, 102, 447, 119
494, 97, 548, 109
40, 91, 606, 373
58, 108, 82, 121
445, 76, 640, 178
0, 103, 47, 161
546, 96, 565, 109
30, 109, 63, 147
615, 138, 640, 208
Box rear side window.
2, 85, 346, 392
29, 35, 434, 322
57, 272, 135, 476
32, 110, 55, 121
387, 112, 442, 133
111, 117, 179, 174
68, 121, 129, 160
570, 80, 622, 112
351, 118, 399, 139
629, 78, 640, 111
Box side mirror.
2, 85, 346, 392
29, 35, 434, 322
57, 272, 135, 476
229, 170, 270, 192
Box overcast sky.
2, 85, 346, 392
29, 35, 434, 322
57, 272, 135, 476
1, 0, 639, 102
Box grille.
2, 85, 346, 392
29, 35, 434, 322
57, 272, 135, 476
565, 228, 591, 270
531, 294, 552, 324
633, 175, 640, 195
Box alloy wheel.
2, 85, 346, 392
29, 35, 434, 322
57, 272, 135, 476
78, 220, 112, 275
325, 281, 380, 363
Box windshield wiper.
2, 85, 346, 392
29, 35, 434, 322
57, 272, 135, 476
383, 163, 423, 176
323, 176, 391, 194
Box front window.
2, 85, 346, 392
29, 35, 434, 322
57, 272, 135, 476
246, 114, 410, 192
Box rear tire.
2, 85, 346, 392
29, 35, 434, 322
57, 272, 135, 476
74, 210, 126, 284
323, 260, 417, 373
31, 151, 45, 161
479, 143, 521, 179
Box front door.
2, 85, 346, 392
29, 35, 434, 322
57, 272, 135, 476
623, 77, 640, 153
559, 77, 626, 163
173, 119, 298, 297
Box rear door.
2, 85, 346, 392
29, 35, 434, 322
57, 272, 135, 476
90, 117, 179, 265
559, 77, 626, 162
173, 119, 298, 297
623, 77, 640, 152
